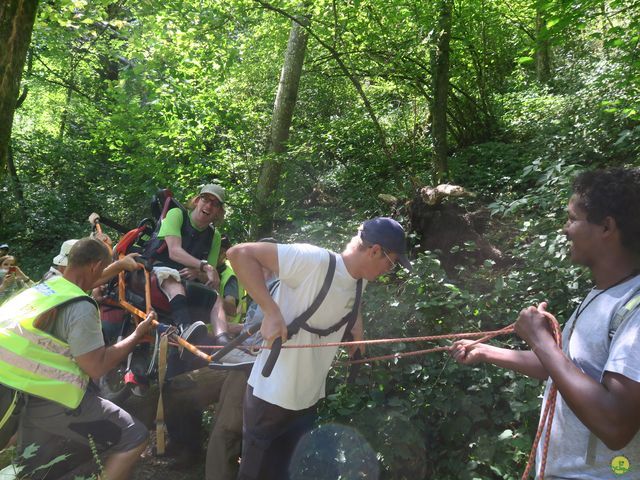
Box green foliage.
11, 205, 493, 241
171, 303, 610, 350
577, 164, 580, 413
320, 251, 547, 479
317, 158, 600, 478
3, 0, 640, 478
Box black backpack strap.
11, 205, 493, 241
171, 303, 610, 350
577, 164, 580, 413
344, 279, 363, 334
301, 278, 363, 337
286, 252, 337, 339
268, 279, 281, 296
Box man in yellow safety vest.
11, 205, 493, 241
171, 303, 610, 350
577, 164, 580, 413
0, 237, 154, 480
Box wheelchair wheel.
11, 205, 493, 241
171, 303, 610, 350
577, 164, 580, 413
96, 363, 131, 404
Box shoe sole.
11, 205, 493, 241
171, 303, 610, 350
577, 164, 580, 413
208, 361, 255, 370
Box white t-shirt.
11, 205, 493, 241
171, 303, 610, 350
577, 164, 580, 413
248, 243, 364, 410
537, 274, 640, 479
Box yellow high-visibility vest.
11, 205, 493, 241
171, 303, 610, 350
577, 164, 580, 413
220, 261, 247, 323
0, 276, 93, 409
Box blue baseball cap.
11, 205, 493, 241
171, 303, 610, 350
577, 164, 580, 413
360, 217, 411, 270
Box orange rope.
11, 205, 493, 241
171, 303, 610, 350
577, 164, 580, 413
167, 313, 560, 478
520, 310, 562, 480
172, 324, 516, 352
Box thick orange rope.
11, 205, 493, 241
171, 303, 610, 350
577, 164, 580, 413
520, 310, 562, 480
170, 313, 562, 479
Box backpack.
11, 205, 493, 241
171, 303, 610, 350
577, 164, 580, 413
585, 287, 640, 465
285, 252, 363, 340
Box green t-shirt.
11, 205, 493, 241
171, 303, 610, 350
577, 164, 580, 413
157, 207, 219, 266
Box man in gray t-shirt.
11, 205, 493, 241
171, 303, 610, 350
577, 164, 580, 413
17, 238, 154, 480
452, 168, 640, 478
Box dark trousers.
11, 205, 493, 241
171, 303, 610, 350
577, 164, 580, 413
238, 386, 316, 480
165, 329, 212, 454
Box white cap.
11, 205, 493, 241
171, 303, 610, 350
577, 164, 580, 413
53, 239, 78, 267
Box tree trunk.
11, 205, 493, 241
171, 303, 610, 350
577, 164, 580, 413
430, 0, 452, 183
7, 144, 24, 205
252, 15, 309, 238
255, 0, 390, 157
0, 0, 39, 177
535, 1, 551, 83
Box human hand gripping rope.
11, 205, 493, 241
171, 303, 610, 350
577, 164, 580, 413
183, 304, 562, 479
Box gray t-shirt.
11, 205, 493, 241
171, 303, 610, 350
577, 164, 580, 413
537, 275, 640, 479
50, 300, 104, 357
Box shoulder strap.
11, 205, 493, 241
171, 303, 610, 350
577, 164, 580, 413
608, 287, 640, 340
286, 252, 337, 339
343, 279, 363, 334
586, 284, 640, 465
301, 279, 362, 337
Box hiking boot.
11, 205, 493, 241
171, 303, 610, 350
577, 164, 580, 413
179, 321, 207, 342
178, 321, 208, 358
209, 347, 256, 370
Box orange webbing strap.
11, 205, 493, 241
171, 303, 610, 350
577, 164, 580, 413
520, 310, 562, 480
155, 333, 169, 455
115, 254, 213, 363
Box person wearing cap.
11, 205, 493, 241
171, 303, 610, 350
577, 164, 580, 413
143, 183, 229, 339
142, 184, 254, 468
0, 244, 9, 257
43, 239, 79, 280
44, 239, 141, 286
227, 217, 411, 480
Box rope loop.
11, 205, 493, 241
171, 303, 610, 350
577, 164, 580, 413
520, 307, 562, 480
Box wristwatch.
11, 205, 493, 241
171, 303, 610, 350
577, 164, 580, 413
200, 259, 208, 272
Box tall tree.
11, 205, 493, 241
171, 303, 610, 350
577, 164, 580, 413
253, 13, 309, 237
535, 0, 551, 83
0, 0, 39, 177
431, 0, 453, 182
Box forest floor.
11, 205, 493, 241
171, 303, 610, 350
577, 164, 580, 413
126, 388, 209, 480
132, 431, 205, 480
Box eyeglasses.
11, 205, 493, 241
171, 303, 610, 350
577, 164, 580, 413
199, 196, 223, 208
382, 249, 397, 269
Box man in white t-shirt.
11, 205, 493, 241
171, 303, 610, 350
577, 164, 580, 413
227, 217, 411, 480
451, 167, 640, 479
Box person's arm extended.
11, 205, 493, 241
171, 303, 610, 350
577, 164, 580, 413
227, 243, 286, 344
517, 304, 640, 450
165, 235, 220, 288
165, 235, 204, 269
92, 253, 141, 288
450, 340, 549, 380
75, 311, 155, 381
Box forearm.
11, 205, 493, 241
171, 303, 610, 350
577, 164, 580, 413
168, 246, 202, 269
94, 262, 124, 287
82, 333, 143, 380
534, 342, 639, 449
481, 345, 549, 380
